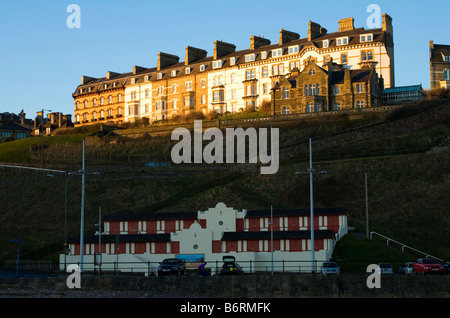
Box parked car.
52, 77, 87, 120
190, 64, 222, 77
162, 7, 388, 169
443, 262, 450, 275
378, 263, 393, 274
413, 258, 445, 275
157, 258, 186, 276
321, 262, 340, 275
220, 255, 244, 275
398, 262, 414, 275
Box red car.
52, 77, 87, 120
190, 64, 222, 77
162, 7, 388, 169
413, 258, 445, 275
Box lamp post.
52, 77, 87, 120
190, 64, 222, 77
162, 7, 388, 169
10, 239, 28, 275
295, 138, 327, 274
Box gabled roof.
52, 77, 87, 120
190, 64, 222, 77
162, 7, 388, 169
0, 121, 32, 132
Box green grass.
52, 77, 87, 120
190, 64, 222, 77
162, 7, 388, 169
331, 234, 414, 273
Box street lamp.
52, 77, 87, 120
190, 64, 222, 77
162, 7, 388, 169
10, 239, 28, 275
295, 138, 327, 274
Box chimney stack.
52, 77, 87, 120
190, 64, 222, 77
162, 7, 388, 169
157, 52, 180, 70
81, 76, 96, 85
185, 46, 208, 65
106, 71, 120, 80
250, 36, 271, 50
279, 29, 300, 45
213, 40, 236, 60
338, 17, 355, 32
133, 66, 147, 75
308, 21, 327, 41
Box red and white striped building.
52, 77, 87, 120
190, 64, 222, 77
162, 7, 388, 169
61, 203, 348, 274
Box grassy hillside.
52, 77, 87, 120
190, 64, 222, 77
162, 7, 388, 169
0, 99, 449, 264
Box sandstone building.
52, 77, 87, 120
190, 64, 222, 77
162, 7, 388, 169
429, 41, 450, 90
73, 14, 395, 126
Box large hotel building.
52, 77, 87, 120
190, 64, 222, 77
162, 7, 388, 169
73, 14, 394, 126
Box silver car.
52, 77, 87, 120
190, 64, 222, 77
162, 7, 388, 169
398, 262, 414, 275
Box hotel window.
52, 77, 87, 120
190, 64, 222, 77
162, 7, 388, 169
323, 55, 331, 64
444, 69, 450, 80
309, 69, 315, 76
201, 78, 206, 88
341, 53, 348, 65
282, 107, 290, 115
145, 89, 150, 98
201, 95, 206, 104
118, 107, 122, 116
213, 76, 223, 86
118, 94, 122, 102
144, 75, 149, 82
231, 89, 237, 99
246, 69, 256, 80
84, 100, 88, 108
356, 100, 364, 108
184, 96, 194, 107
261, 51, 268, 60
100, 110, 104, 118
200, 64, 206, 71
262, 67, 268, 77
17, 132, 26, 139
171, 70, 177, 77
100, 97, 104, 105
334, 102, 341, 110
334, 86, 340, 95
282, 87, 290, 99
213, 91, 224, 102
272, 48, 282, 57
76, 114, 80, 122
337, 37, 349, 46
108, 96, 112, 104
323, 40, 329, 48
272, 64, 284, 75
172, 99, 177, 109
289, 61, 299, 71
361, 50, 373, 61
263, 83, 268, 94
213, 60, 222, 69
158, 87, 164, 96
306, 102, 314, 113
445, 56, 450, 62
172, 84, 177, 93
360, 34, 373, 42
93, 99, 97, 106
157, 73, 163, 80
245, 54, 255, 62
230, 73, 236, 83
315, 103, 322, 112
145, 104, 150, 113
185, 67, 191, 74
288, 45, 299, 54
108, 109, 113, 117
356, 83, 364, 93
76, 102, 80, 109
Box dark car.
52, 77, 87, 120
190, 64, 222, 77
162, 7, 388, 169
157, 258, 186, 276
378, 263, 393, 275
442, 262, 450, 275
321, 262, 340, 275
220, 255, 244, 275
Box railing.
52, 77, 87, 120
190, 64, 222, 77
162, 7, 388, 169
370, 232, 444, 262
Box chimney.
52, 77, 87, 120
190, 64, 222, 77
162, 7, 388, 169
133, 66, 147, 75
382, 13, 393, 34
213, 40, 236, 60
58, 113, 62, 128
185, 46, 208, 65
250, 36, 271, 50
106, 71, 120, 80
308, 21, 327, 41
338, 17, 355, 32
279, 29, 300, 45
81, 76, 96, 85
429, 40, 434, 50
157, 52, 180, 70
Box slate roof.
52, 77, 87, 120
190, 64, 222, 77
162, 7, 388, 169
430, 44, 450, 63
0, 121, 32, 132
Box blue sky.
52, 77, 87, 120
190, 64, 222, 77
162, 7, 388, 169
0, 0, 448, 119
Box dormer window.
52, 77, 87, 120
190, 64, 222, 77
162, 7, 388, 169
144, 75, 149, 82
185, 67, 191, 74
130, 78, 136, 85
261, 51, 268, 60
288, 45, 299, 54
272, 48, 282, 57
323, 40, 329, 48
245, 54, 255, 62
213, 60, 223, 69
445, 56, 450, 62
337, 37, 349, 46
157, 73, 163, 80
200, 64, 206, 71
104, 83, 109, 89
171, 70, 178, 77
360, 34, 373, 43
